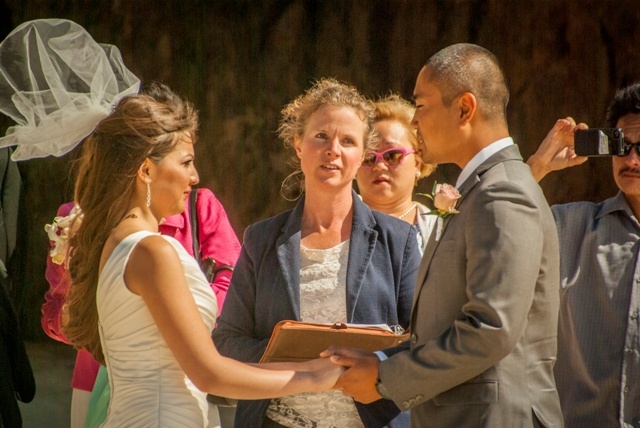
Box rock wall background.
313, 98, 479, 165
1, 0, 638, 338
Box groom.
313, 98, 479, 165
325, 44, 563, 427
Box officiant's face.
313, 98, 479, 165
412, 67, 461, 165
613, 113, 640, 199
294, 105, 365, 193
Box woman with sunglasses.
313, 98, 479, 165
213, 79, 420, 428
356, 95, 437, 253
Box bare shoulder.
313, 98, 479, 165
125, 234, 183, 295
131, 234, 177, 260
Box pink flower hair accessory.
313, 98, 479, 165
44, 204, 83, 266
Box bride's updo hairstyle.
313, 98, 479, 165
277, 78, 376, 200
64, 82, 199, 364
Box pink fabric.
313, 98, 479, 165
71, 349, 101, 391
40, 188, 240, 391
41, 202, 75, 345
160, 188, 241, 310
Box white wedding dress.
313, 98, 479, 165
97, 231, 217, 427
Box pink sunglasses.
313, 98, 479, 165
361, 148, 416, 168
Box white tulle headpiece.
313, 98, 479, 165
0, 19, 140, 161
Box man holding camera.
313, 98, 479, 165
527, 83, 640, 428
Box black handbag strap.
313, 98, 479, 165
189, 188, 200, 262
188, 188, 235, 280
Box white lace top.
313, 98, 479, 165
265, 240, 364, 428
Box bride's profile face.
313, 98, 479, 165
148, 135, 199, 217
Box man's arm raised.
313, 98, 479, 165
526, 117, 589, 182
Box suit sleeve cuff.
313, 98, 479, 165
374, 350, 388, 361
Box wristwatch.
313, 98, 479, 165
375, 376, 391, 399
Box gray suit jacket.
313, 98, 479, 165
379, 145, 564, 427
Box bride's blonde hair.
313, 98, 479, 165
64, 83, 198, 364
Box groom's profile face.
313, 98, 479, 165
411, 67, 461, 166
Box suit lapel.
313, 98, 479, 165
275, 191, 376, 321
276, 198, 305, 319
411, 145, 524, 311
411, 204, 467, 309
345, 193, 378, 322
413, 174, 479, 306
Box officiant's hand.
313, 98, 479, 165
321, 346, 382, 404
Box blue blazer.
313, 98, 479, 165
213, 191, 420, 428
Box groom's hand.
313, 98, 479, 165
321, 346, 382, 404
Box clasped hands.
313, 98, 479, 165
317, 346, 383, 404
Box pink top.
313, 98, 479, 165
41, 188, 241, 391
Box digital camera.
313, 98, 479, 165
574, 128, 624, 157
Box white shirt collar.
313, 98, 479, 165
455, 137, 514, 188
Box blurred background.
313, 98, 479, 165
1, 2, 639, 417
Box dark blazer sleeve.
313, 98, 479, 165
212, 223, 270, 362
351, 208, 419, 428
395, 222, 419, 329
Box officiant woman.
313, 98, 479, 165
213, 78, 420, 428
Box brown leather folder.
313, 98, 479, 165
259, 320, 409, 363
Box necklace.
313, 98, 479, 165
397, 203, 417, 220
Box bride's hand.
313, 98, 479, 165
295, 357, 336, 372
304, 357, 345, 391
258, 358, 344, 391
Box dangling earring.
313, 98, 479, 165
146, 182, 151, 207
414, 170, 421, 187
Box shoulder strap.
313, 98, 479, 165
189, 188, 200, 262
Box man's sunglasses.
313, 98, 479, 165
361, 148, 416, 168
618, 141, 640, 157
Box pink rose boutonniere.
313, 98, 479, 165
420, 182, 461, 218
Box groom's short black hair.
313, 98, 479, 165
424, 43, 509, 124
